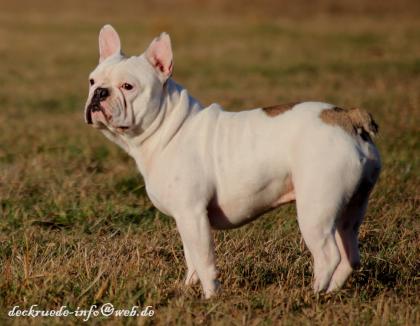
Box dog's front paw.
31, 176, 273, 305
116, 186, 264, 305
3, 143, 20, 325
203, 280, 221, 299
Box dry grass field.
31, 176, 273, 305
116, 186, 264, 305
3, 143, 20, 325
0, 0, 419, 325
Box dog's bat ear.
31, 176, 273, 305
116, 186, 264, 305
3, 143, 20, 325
98, 24, 121, 63
145, 32, 173, 82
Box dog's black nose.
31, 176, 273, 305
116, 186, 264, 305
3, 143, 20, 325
93, 87, 109, 101
86, 87, 110, 124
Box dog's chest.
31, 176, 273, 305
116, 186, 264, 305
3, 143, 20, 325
145, 186, 172, 216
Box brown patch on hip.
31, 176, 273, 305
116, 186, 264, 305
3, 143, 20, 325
319, 107, 379, 141
262, 102, 300, 117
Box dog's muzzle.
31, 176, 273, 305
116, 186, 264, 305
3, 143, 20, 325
86, 87, 110, 124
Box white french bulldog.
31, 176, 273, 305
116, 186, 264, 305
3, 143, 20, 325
84, 25, 381, 298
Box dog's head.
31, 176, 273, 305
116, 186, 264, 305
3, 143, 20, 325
84, 25, 173, 135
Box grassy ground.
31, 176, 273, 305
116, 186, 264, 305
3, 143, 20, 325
0, 0, 419, 325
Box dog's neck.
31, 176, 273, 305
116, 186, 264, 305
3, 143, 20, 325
135, 78, 203, 147
102, 78, 203, 176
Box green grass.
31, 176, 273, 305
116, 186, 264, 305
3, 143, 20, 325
0, 0, 419, 325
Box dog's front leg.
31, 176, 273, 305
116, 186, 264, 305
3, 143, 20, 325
175, 210, 219, 298
182, 242, 199, 286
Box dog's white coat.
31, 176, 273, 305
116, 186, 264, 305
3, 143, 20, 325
85, 25, 381, 298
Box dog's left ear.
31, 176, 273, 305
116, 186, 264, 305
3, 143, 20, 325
98, 24, 122, 63
145, 33, 173, 82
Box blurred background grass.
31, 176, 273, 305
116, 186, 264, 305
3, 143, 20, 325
0, 0, 419, 325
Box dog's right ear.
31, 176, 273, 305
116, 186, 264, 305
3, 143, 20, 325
98, 24, 121, 63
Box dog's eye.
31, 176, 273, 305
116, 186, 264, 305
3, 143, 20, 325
122, 83, 133, 91
89, 79, 95, 86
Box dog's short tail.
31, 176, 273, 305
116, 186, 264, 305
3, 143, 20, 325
320, 106, 379, 141
347, 107, 379, 139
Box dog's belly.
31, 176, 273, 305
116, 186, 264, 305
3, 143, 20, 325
207, 176, 295, 229
200, 108, 300, 229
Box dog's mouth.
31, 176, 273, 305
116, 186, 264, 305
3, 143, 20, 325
86, 103, 130, 133
86, 103, 110, 126
86, 103, 102, 124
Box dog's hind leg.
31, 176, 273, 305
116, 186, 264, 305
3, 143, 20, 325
294, 174, 346, 292
296, 198, 342, 292
292, 145, 365, 292
327, 178, 373, 292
